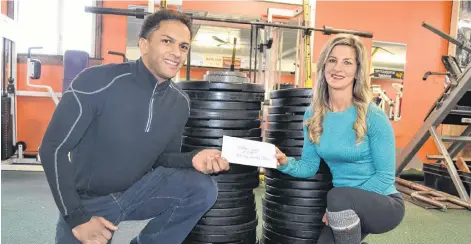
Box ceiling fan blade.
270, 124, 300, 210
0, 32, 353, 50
372, 45, 396, 55
212, 36, 227, 43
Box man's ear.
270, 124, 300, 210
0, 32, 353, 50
138, 38, 149, 55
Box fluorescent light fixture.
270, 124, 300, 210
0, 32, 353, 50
372, 52, 406, 65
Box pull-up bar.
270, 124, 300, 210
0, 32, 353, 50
84, 6, 374, 38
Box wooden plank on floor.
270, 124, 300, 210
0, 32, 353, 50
1, 163, 44, 172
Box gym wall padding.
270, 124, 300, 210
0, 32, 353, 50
15, 61, 63, 154
62, 50, 90, 94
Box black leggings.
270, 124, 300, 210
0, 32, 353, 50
317, 187, 405, 244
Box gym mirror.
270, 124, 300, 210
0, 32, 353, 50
370, 41, 407, 122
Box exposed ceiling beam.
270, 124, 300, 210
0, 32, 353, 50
191, 12, 208, 41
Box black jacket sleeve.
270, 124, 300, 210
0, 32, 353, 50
38, 71, 98, 229
154, 134, 202, 168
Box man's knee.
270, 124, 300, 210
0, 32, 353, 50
186, 171, 218, 210
326, 187, 355, 212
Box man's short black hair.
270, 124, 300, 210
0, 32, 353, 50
139, 9, 193, 40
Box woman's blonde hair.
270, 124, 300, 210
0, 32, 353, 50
305, 34, 373, 145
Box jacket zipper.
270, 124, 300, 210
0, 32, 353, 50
145, 83, 158, 132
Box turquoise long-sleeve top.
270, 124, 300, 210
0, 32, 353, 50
278, 103, 399, 196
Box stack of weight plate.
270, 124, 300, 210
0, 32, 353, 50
262, 88, 333, 244
178, 76, 264, 244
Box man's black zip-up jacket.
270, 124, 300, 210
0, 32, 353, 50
39, 58, 200, 229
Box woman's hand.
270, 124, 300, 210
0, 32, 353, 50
322, 212, 328, 225
275, 147, 288, 167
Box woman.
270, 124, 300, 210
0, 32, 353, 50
275, 34, 405, 244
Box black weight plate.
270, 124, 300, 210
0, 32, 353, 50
198, 211, 256, 226
182, 144, 220, 152
262, 214, 322, 231
225, 164, 259, 174
264, 168, 331, 182
262, 233, 282, 244
217, 178, 260, 192
215, 193, 254, 204
217, 190, 253, 199
183, 238, 255, 244
190, 109, 261, 120
265, 185, 328, 199
212, 171, 260, 183
213, 195, 255, 209
267, 114, 304, 122
183, 127, 262, 138
264, 223, 321, 240
186, 90, 265, 102
262, 198, 325, 216
193, 219, 258, 235
271, 97, 312, 106
263, 207, 323, 223
277, 146, 303, 156
204, 204, 256, 217
268, 106, 308, 115
265, 130, 303, 139
265, 192, 326, 207
265, 138, 303, 147
183, 136, 262, 147
264, 176, 332, 190
178, 80, 265, 93
267, 122, 303, 131
263, 225, 316, 244
191, 100, 262, 110
186, 230, 257, 243
269, 88, 313, 99
186, 119, 261, 129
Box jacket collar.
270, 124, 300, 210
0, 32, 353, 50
134, 57, 171, 92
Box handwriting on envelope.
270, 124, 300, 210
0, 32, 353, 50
221, 135, 278, 169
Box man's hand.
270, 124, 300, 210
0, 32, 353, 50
192, 149, 230, 174
275, 147, 287, 167
72, 216, 118, 244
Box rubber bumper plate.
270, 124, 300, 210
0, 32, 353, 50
269, 88, 313, 99
178, 80, 264, 93
183, 127, 261, 138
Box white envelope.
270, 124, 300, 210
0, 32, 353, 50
221, 135, 278, 169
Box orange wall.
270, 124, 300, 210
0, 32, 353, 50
312, 1, 452, 163
1, 1, 7, 16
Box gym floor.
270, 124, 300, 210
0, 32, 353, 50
2, 170, 471, 244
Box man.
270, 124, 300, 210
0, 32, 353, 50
39, 9, 229, 244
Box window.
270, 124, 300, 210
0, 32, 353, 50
17, 0, 96, 56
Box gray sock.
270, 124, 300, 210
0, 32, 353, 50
327, 209, 362, 244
